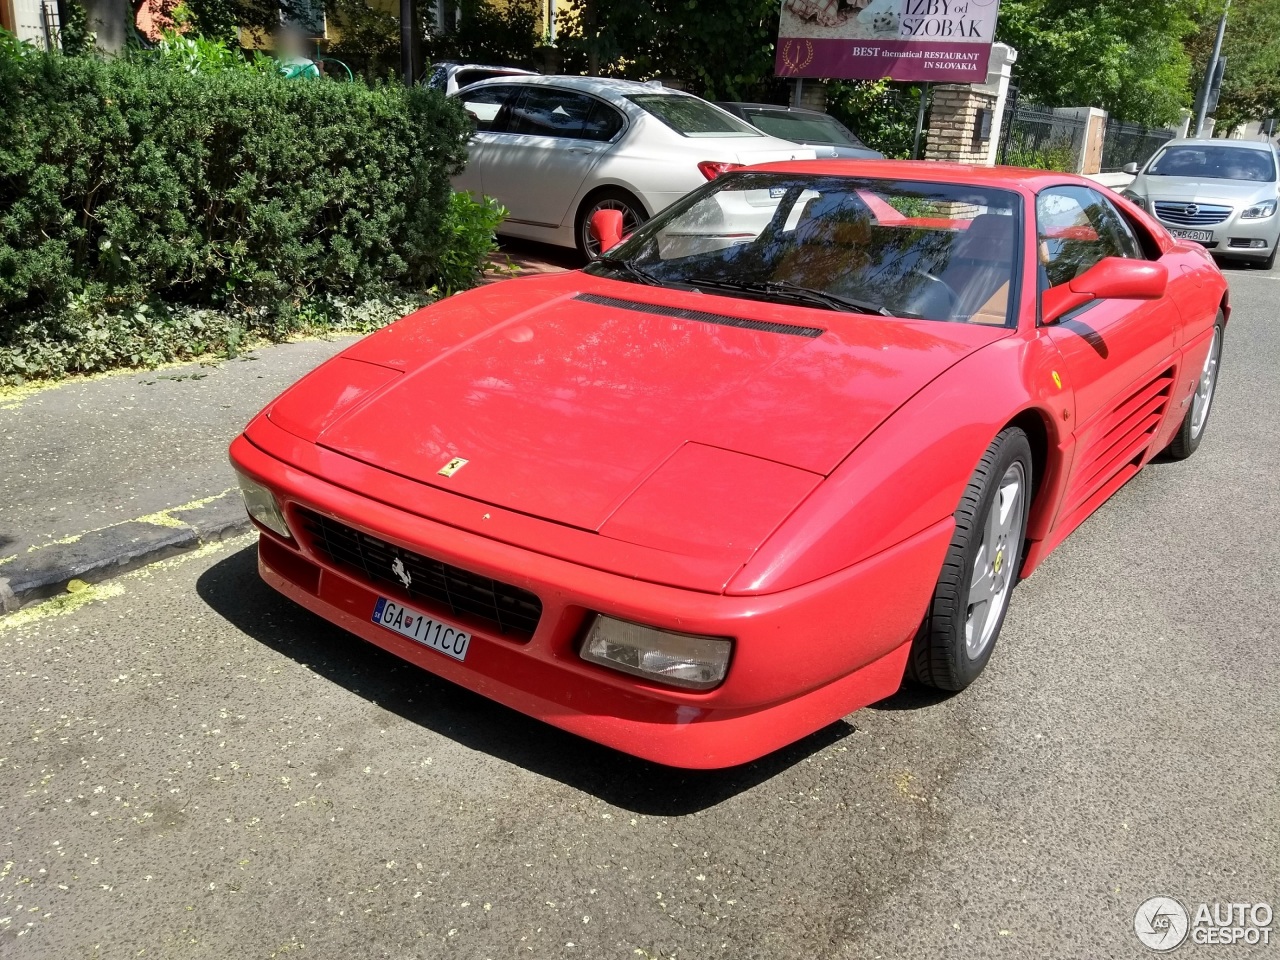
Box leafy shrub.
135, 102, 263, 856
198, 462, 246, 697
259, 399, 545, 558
1002, 136, 1080, 171
0, 292, 433, 384
434, 193, 507, 296
0, 44, 487, 373
826, 80, 924, 159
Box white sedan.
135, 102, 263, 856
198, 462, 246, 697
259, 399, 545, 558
450, 75, 817, 257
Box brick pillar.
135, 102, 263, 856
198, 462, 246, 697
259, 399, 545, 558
799, 81, 827, 113
925, 43, 1017, 166
925, 86, 999, 165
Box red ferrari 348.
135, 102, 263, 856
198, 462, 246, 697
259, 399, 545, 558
229, 161, 1227, 768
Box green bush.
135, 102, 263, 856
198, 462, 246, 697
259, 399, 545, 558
827, 80, 924, 159
1001, 136, 1079, 172
0, 40, 491, 380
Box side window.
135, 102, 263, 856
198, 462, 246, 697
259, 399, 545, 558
459, 86, 514, 133
1036, 185, 1136, 288
582, 101, 625, 142
1085, 187, 1143, 259
506, 88, 600, 139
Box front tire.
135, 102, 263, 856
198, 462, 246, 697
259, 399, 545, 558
1166, 318, 1223, 460
908, 427, 1032, 691
575, 188, 646, 260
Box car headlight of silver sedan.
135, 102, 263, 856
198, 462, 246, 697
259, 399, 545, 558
1120, 190, 1147, 210
1241, 199, 1277, 219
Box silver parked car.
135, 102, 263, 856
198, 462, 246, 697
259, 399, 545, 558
1121, 137, 1280, 269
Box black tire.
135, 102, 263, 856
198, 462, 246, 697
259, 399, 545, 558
908, 427, 1033, 691
1166, 317, 1224, 460
1262, 246, 1277, 271
575, 188, 647, 260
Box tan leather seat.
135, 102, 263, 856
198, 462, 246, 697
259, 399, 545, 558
935, 213, 1016, 323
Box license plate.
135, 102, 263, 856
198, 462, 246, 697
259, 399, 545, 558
1170, 228, 1213, 243
371, 597, 471, 662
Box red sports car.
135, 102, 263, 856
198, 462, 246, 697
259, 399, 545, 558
229, 161, 1227, 769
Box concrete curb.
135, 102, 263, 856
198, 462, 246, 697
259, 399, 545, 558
0, 490, 251, 613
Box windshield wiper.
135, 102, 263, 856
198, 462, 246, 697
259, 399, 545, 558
594, 255, 662, 286
681, 277, 891, 316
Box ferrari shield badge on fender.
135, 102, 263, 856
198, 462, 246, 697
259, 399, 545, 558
438, 457, 468, 477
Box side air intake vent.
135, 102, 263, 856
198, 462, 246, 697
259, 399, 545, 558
574, 293, 824, 338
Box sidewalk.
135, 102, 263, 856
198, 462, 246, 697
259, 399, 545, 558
1, 337, 358, 610
1, 248, 581, 612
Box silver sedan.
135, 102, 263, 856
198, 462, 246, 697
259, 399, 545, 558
1121, 137, 1280, 269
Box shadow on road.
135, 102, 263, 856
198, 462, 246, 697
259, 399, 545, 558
196, 543, 854, 815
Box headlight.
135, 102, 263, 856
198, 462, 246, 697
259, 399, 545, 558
580, 616, 732, 690
1241, 199, 1277, 219
235, 471, 292, 539
1120, 190, 1147, 211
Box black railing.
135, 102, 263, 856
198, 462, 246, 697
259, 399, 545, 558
1100, 118, 1177, 172
998, 104, 1087, 172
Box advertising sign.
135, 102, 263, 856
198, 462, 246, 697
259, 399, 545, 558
775, 0, 1002, 83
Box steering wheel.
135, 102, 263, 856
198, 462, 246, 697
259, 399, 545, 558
896, 269, 959, 321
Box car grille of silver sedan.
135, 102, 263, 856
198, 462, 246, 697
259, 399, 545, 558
1153, 201, 1232, 226
297, 507, 544, 639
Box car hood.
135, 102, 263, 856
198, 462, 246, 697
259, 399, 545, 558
1135, 175, 1275, 204
270, 273, 1009, 564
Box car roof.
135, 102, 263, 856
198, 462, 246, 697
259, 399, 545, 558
716, 102, 828, 116
1159, 137, 1275, 152
461, 74, 696, 98
741, 158, 1107, 191
447, 63, 536, 74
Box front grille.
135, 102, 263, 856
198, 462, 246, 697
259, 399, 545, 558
297, 508, 542, 639
1153, 201, 1231, 226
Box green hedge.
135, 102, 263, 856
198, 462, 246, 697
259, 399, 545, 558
0, 42, 485, 379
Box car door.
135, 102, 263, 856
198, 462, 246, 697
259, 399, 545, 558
477, 86, 623, 228
454, 84, 519, 199
1038, 185, 1179, 524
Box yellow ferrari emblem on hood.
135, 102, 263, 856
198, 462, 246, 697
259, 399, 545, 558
438, 457, 468, 477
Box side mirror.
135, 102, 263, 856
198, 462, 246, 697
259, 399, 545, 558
1122, 162, 1140, 175
1041, 257, 1168, 324
589, 209, 625, 256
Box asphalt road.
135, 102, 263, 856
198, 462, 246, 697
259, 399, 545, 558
2, 267, 1277, 959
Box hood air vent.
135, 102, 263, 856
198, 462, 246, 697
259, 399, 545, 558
574, 293, 824, 339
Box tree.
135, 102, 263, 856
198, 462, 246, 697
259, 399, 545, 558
556, 0, 782, 101
996, 0, 1205, 125
1186, 0, 1280, 132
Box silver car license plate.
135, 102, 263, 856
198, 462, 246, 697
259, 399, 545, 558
371, 597, 471, 661
1169, 228, 1213, 243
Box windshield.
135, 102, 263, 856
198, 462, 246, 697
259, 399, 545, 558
627, 94, 762, 138
1146, 145, 1276, 182
744, 109, 866, 147
584, 174, 1021, 326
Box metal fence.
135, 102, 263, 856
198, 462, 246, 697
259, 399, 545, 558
1100, 118, 1177, 173
998, 103, 1088, 172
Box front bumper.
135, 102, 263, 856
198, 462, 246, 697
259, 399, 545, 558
228, 428, 952, 769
